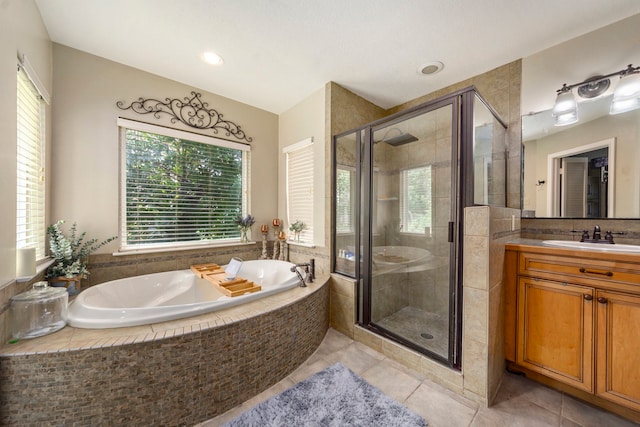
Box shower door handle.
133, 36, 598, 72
448, 222, 454, 242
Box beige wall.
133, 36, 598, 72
278, 87, 326, 246
0, 0, 52, 285
50, 44, 279, 253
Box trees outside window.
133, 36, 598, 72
120, 121, 249, 250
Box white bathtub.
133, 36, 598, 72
67, 260, 303, 329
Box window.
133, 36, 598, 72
336, 166, 355, 234
118, 118, 250, 250
400, 166, 432, 234
284, 138, 314, 244
16, 65, 46, 260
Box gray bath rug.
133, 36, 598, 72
222, 363, 427, 426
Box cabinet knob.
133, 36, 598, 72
597, 297, 608, 304
583, 294, 593, 301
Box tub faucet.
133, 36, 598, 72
290, 265, 307, 287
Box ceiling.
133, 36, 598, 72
35, 0, 640, 115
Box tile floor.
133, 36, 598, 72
199, 328, 638, 427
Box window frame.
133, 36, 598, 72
117, 118, 251, 252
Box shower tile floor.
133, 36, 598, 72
199, 328, 636, 427
376, 306, 449, 358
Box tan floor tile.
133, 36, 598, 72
361, 362, 421, 403
405, 382, 477, 427
323, 341, 384, 374
471, 400, 560, 427
562, 395, 637, 427
319, 327, 354, 353
198, 404, 245, 427
495, 372, 562, 415
560, 417, 582, 427
287, 356, 332, 384
241, 376, 296, 410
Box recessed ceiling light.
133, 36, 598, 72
202, 51, 224, 66
417, 61, 444, 76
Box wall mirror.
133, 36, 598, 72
521, 13, 640, 219
522, 95, 639, 218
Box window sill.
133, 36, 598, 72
16, 259, 55, 283
286, 240, 316, 248
114, 241, 256, 257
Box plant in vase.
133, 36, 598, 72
46, 220, 117, 294
234, 214, 255, 243
289, 220, 305, 243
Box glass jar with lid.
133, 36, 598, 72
10, 281, 68, 340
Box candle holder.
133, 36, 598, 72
278, 232, 287, 261
260, 224, 269, 259
272, 219, 281, 260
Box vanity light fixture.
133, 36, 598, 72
610, 67, 640, 114
551, 85, 578, 126
552, 64, 640, 126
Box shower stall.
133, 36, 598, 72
333, 87, 507, 368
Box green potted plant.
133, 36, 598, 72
289, 220, 305, 243
46, 220, 117, 294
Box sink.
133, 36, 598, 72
542, 240, 640, 253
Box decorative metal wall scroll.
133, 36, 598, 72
117, 91, 252, 142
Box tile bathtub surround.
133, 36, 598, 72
0, 277, 329, 426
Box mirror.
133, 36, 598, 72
522, 95, 640, 218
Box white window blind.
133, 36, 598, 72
335, 167, 355, 234
400, 166, 432, 234
284, 138, 314, 244
119, 118, 250, 250
16, 67, 46, 260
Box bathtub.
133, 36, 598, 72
67, 259, 303, 329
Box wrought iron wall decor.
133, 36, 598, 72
117, 91, 252, 142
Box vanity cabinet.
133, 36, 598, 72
505, 244, 640, 419
516, 277, 594, 392
596, 290, 640, 411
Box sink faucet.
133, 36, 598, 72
575, 225, 622, 244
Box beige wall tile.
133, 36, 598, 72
463, 287, 488, 345
463, 235, 489, 290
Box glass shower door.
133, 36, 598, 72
368, 102, 456, 361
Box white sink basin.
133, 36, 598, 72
542, 240, 640, 253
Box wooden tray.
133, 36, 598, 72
190, 263, 223, 277
190, 263, 261, 297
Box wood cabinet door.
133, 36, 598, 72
517, 277, 594, 392
596, 290, 640, 411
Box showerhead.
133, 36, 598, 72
382, 132, 418, 146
